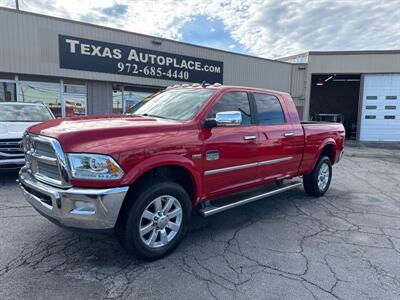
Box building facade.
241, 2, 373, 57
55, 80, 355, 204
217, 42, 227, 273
0, 8, 306, 118
281, 51, 400, 142
1, 7, 399, 142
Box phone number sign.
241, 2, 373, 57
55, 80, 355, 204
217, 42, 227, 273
59, 35, 224, 83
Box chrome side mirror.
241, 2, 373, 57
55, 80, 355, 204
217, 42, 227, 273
215, 111, 242, 126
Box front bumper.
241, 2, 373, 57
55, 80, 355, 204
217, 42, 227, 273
18, 166, 129, 231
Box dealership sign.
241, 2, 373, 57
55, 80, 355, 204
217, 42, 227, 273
59, 35, 223, 83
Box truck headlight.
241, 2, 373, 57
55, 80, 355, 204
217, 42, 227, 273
67, 153, 124, 180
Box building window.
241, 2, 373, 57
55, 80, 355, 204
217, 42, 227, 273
18, 81, 62, 117
385, 105, 396, 110
0, 81, 17, 101
63, 82, 86, 117
64, 95, 86, 117
113, 85, 157, 114
384, 115, 396, 119
366, 96, 378, 100
64, 84, 86, 94
123, 89, 154, 112
112, 88, 123, 114
386, 96, 397, 100
365, 105, 377, 110
365, 115, 376, 119
15, 78, 86, 118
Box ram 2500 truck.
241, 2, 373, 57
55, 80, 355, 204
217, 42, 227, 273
19, 84, 345, 260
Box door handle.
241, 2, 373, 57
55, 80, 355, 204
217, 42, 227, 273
283, 132, 294, 137
243, 135, 257, 141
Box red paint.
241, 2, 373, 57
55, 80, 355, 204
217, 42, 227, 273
28, 86, 345, 205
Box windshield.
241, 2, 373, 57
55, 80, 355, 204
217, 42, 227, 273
127, 88, 215, 121
0, 104, 54, 122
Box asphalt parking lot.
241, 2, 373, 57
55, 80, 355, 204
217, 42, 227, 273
0, 146, 399, 300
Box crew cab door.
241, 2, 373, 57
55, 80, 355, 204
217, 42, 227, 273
251, 92, 303, 181
201, 91, 259, 199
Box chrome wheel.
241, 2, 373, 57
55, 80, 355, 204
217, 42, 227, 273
317, 162, 330, 191
139, 195, 182, 248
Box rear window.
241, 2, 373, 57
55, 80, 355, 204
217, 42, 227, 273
0, 104, 53, 122
253, 93, 285, 125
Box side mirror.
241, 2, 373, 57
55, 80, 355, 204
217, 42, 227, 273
204, 111, 242, 128
215, 111, 242, 126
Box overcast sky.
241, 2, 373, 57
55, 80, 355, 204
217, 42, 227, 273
1, 0, 400, 58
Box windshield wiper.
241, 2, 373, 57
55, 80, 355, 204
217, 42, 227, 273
138, 113, 169, 119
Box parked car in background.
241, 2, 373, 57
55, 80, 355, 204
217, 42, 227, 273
19, 84, 345, 260
0, 102, 54, 168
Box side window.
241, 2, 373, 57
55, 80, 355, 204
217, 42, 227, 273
208, 92, 252, 125
253, 93, 285, 125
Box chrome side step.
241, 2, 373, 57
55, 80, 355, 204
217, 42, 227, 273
199, 181, 302, 217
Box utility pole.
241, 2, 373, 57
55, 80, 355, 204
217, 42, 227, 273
15, 0, 19, 10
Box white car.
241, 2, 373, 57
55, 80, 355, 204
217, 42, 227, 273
0, 102, 54, 168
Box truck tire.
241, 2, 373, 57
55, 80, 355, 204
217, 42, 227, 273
303, 156, 332, 197
117, 180, 191, 261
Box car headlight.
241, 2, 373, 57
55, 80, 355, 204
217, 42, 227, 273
67, 153, 124, 180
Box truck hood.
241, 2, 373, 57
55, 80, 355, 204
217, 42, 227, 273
28, 115, 183, 154
0, 121, 41, 140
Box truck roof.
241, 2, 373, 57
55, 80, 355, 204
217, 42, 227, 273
166, 83, 290, 96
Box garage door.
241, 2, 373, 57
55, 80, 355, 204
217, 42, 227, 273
360, 74, 400, 141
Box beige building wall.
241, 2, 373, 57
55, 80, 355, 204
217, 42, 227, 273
0, 8, 293, 93
304, 51, 400, 120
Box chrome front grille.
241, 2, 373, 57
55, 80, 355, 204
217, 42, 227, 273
35, 142, 56, 158
37, 160, 60, 180
0, 138, 24, 160
23, 134, 70, 188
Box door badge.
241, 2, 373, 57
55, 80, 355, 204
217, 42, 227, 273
206, 150, 219, 161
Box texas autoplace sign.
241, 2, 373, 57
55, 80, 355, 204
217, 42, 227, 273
59, 35, 224, 83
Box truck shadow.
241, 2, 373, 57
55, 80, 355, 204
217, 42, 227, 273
0, 169, 20, 184
2, 186, 345, 299
4, 188, 314, 264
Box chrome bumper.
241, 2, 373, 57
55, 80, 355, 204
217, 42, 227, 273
18, 166, 128, 231
0, 158, 25, 166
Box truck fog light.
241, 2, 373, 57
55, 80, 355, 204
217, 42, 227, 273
71, 201, 96, 215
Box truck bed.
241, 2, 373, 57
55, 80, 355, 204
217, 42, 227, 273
299, 121, 345, 174
300, 121, 336, 125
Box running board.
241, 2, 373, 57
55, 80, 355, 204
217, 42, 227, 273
199, 181, 302, 217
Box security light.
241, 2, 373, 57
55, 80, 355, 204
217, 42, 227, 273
152, 38, 163, 45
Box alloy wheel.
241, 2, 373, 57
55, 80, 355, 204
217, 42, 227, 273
317, 162, 330, 191
139, 195, 183, 248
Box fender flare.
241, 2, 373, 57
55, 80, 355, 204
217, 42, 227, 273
309, 138, 337, 172
122, 154, 203, 203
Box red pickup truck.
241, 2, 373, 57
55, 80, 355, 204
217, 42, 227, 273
19, 84, 345, 260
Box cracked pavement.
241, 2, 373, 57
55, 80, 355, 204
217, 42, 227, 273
0, 147, 399, 299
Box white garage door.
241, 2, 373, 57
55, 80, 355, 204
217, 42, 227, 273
360, 74, 400, 141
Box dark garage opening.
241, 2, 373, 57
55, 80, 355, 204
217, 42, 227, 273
310, 74, 361, 139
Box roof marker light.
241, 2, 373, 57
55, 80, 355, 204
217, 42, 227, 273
201, 81, 210, 87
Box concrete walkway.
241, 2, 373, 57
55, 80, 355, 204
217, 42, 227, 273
345, 140, 400, 159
